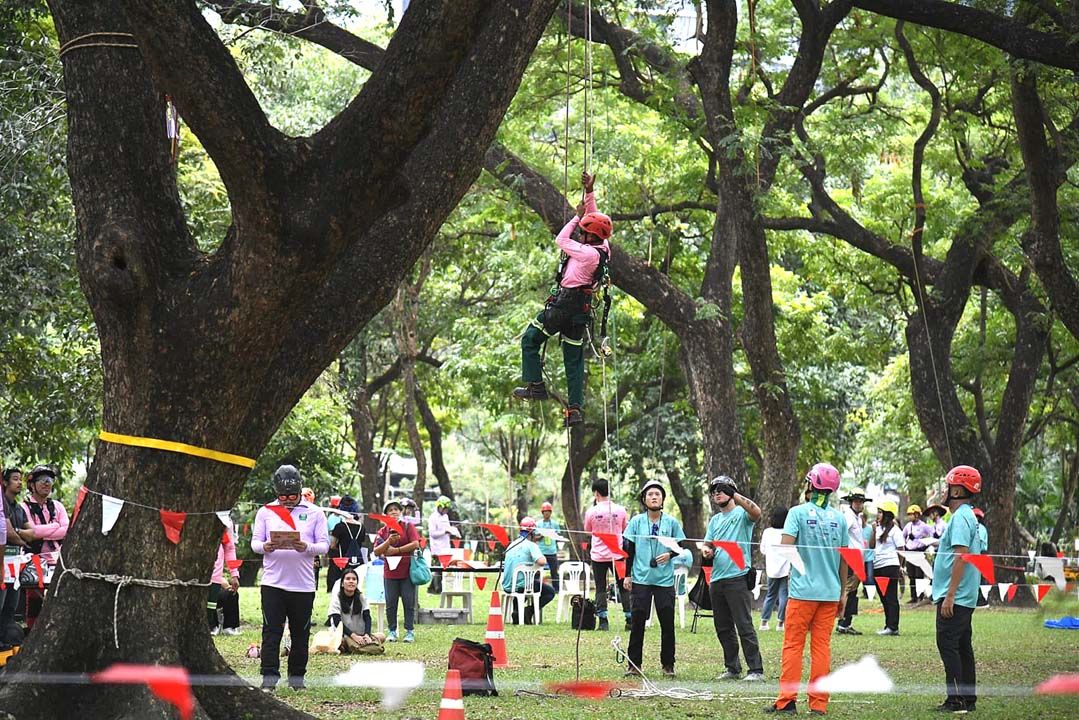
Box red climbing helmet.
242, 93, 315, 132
520, 516, 537, 533
579, 212, 612, 241
805, 462, 841, 493
945, 465, 982, 494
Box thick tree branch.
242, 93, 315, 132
851, 0, 1079, 71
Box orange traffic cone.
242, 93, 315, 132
438, 669, 465, 720
485, 591, 508, 668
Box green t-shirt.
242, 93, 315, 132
536, 518, 561, 555
932, 503, 983, 608
783, 501, 847, 602
705, 506, 755, 581
502, 538, 544, 592
624, 512, 686, 588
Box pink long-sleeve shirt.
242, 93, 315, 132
21, 497, 69, 557
556, 191, 611, 289
212, 535, 238, 585
251, 500, 329, 592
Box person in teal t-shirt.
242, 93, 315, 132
536, 501, 563, 591
501, 517, 554, 623
701, 474, 764, 682
622, 480, 687, 678
932, 465, 985, 714
768, 463, 849, 716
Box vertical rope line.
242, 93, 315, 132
910, 246, 954, 467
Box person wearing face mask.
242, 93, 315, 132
251, 464, 330, 692
701, 475, 764, 683
621, 480, 687, 678
931, 465, 985, 715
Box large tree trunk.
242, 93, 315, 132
3, 1, 558, 717
560, 424, 608, 561
414, 380, 454, 501
342, 345, 383, 513
394, 282, 427, 511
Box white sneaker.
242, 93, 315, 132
224, 627, 241, 636
210, 627, 220, 636
777, 623, 784, 631
759, 622, 769, 631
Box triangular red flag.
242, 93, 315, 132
581, 541, 589, 551
226, 559, 243, 572
1036, 584, 1051, 603
713, 541, 747, 570
437, 555, 453, 569
838, 547, 866, 583
242, 523, 250, 536
331, 557, 348, 570
265, 504, 297, 530
451, 538, 462, 548
72, 486, 89, 525
479, 523, 510, 548
1057, 552, 1066, 559
614, 559, 627, 579
370, 513, 403, 535
594, 532, 628, 558
1007, 584, 1019, 602
960, 553, 995, 584
92, 664, 193, 720
487, 540, 497, 551
702, 566, 713, 584
31, 554, 45, 590
418, 537, 427, 549
875, 576, 891, 597
159, 510, 187, 545
475, 576, 487, 591
221, 529, 231, 545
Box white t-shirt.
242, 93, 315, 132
760, 527, 790, 579
873, 525, 904, 569
842, 505, 866, 549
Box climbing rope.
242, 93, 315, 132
610, 637, 715, 700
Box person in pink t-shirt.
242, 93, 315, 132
583, 477, 630, 631
208, 530, 240, 635
513, 171, 612, 427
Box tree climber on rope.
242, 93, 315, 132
512, 171, 612, 427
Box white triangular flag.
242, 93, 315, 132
979, 585, 990, 600
386, 556, 402, 571
772, 545, 806, 574
997, 582, 1013, 601
865, 585, 877, 601
101, 495, 125, 535
368, 533, 378, 544
810, 655, 894, 694
1027, 549, 1036, 561
215, 510, 232, 529
468, 540, 479, 553
537, 528, 568, 542
898, 551, 934, 577
915, 577, 931, 599
655, 536, 683, 553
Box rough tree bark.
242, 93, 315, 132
393, 259, 430, 511
1, 1, 559, 717
341, 343, 382, 513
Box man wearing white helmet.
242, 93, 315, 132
501, 517, 555, 623
622, 479, 687, 678
427, 495, 459, 594
766, 463, 848, 716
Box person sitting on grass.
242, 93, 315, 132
329, 568, 385, 654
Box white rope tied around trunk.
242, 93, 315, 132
53, 551, 211, 649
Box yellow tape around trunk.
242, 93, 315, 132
98, 431, 256, 469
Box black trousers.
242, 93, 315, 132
261, 586, 315, 682
876, 565, 901, 631
936, 602, 976, 708
906, 561, 925, 601
591, 560, 629, 619
709, 576, 763, 674
627, 583, 676, 670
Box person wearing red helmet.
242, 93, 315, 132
513, 171, 612, 427
501, 517, 555, 623
932, 465, 985, 714
537, 501, 563, 591
767, 463, 849, 716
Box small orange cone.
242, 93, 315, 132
485, 591, 508, 668
438, 669, 465, 720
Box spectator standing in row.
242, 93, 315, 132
537, 501, 562, 591
870, 500, 904, 636
901, 504, 934, 604
373, 500, 421, 643
702, 475, 764, 682
21, 465, 68, 629
926, 504, 948, 539
1, 469, 33, 646
759, 507, 790, 632
252, 464, 330, 692
327, 511, 366, 594
836, 488, 869, 636
427, 495, 458, 595
583, 478, 629, 631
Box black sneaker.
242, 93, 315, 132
935, 701, 967, 714
662, 665, 675, 677
564, 405, 583, 426
598, 617, 609, 631
288, 678, 306, 692
260, 676, 277, 692
764, 702, 796, 714
624, 618, 632, 632
512, 382, 550, 401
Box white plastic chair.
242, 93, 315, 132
501, 563, 543, 625
439, 563, 474, 623
555, 561, 592, 623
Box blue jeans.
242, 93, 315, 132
760, 576, 788, 623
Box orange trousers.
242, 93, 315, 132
776, 598, 839, 713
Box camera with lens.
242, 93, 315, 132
649, 557, 658, 568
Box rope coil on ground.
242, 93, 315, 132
53, 552, 211, 649
609, 636, 715, 700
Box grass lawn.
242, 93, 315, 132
214, 584, 1079, 718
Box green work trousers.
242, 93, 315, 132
521, 304, 587, 407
